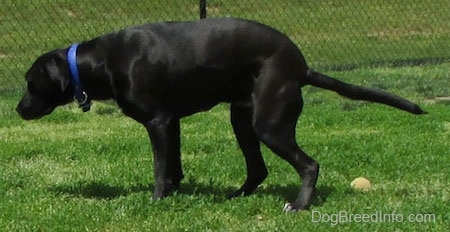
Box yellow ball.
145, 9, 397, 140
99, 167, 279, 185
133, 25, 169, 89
350, 177, 372, 191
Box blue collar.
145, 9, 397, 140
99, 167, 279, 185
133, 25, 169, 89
67, 43, 91, 112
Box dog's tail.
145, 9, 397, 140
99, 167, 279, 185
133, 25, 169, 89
304, 70, 426, 114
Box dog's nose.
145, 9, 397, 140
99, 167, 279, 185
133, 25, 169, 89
16, 100, 30, 119
16, 104, 24, 118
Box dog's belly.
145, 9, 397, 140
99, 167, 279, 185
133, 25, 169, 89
158, 63, 255, 117
166, 74, 253, 117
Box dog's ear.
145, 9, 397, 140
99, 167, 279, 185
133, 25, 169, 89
45, 53, 70, 92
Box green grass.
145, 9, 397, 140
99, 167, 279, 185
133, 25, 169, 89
1, 0, 449, 230
213, 0, 450, 69
1, 64, 449, 231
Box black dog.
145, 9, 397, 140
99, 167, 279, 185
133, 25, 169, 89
16, 18, 425, 212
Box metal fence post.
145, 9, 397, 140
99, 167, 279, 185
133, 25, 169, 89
200, 0, 207, 19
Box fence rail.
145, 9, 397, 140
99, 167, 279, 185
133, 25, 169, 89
1, 0, 449, 91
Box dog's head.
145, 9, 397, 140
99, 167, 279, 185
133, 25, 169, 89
16, 50, 74, 120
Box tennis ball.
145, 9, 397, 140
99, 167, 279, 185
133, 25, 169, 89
350, 177, 372, 191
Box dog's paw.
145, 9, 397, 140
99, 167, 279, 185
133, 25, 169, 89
283, 202, 310, 212
283, 203, 298, 212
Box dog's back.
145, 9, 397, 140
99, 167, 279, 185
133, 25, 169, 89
94, 18, 301, 69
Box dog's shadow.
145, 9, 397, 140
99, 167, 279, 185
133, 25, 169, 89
50, 181, 148, 199
50, 181, 333, 207
255, 184, 334, 207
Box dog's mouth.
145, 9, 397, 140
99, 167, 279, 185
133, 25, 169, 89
17, 105, 55, 120
40, 106, 56, 117
16, 95, 56, 120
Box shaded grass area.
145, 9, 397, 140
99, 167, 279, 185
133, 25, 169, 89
1, 64, 449, 231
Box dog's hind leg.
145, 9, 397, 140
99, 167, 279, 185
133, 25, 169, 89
229, 103, 268, 198
252, 79, 319, 212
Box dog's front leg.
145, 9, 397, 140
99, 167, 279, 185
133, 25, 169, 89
144, 114, 183, 200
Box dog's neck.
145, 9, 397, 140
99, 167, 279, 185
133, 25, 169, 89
68, 44, 91, 112
73, 40, 114, 101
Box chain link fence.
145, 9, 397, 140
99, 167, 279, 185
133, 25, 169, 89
1, 0, 449, 92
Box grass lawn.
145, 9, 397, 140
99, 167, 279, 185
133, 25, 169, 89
1, 63, 449, 231
1, 0, 449, 231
